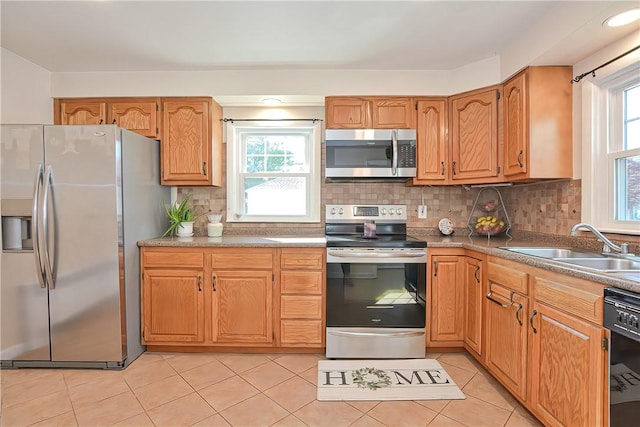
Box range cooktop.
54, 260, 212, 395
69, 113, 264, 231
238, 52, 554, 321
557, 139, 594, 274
325, 234, 427, 248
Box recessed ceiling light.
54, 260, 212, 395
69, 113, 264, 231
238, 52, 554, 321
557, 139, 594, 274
262, 98, 282, 106
603, 8, 640, 27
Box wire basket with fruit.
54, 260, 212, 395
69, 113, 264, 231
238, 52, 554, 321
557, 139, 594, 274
466, 187, 511, 238
474, 216, 506, 236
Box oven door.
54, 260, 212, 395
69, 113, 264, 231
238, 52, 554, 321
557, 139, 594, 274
325, 247, 426, 358
326, 248, 426, 328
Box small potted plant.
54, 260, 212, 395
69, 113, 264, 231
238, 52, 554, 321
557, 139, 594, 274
162, 195, 196, 237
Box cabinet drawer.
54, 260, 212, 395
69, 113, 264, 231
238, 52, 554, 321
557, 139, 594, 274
281, 271, 323, 294
281, 249, 324, 270
487, 260, 529, 294
211, 249, 273, 270
281, 320, 323, 345
533, 275, 603, 325
281, 296, 322, 319
143, 250, 204, 268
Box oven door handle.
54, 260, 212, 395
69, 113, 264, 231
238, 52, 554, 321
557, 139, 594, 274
327, 330, 425, 338
327, 251, 426, 258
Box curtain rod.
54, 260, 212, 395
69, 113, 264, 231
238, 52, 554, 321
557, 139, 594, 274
571, 45, 640, 84
222, 118, 322, 123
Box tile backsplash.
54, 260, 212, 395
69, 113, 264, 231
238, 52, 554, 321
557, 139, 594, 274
179, 176, 582, 237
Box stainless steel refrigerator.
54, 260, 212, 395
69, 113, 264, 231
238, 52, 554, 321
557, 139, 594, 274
0, 125, 169, 369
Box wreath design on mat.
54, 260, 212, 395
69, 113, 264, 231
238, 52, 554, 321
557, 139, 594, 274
351, 367, 392, 390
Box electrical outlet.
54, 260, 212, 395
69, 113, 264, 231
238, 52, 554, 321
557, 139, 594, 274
418, 205, 427, 219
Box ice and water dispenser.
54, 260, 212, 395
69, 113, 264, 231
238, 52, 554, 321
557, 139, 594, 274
1, 199, 33, 251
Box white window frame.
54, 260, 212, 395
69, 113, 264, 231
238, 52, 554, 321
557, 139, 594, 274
582, 59, 640, 235
226, 121, 321, 223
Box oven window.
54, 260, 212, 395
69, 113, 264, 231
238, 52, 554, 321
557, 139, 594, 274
326, 262, 426, 328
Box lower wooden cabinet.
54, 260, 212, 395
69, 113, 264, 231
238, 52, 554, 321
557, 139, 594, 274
278, 248, 325, 347
213, 270, 273, 343
463, 253, 484, 359
484, 281, 529, 401
140, 246, 325, 349
528, 294, 606, 427
428, 252, 465, 346
142, 269, 205, 343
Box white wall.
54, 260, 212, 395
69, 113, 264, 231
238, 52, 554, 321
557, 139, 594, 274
49, 56, 502, 102
571, 31, 640, 179
0, 48, 52, 124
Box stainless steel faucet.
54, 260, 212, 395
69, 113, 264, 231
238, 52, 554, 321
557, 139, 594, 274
570, 223, 632, 255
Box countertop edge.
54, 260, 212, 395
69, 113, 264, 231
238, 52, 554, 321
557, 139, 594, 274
137, 235, 639, 293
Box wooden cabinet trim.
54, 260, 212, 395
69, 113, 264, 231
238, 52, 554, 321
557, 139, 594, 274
142, 249, 205, 269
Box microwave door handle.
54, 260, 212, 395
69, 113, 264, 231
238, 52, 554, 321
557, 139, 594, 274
391, 130, 398, 176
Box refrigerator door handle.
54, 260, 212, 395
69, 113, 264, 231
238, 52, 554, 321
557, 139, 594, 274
32, 164, 46, 288
42, 165, 56, 290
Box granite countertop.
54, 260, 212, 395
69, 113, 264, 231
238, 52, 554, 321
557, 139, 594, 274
138, 233, 640, 293
138, 235, 327, 248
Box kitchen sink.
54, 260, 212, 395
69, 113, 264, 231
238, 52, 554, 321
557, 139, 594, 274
501, 247, 604, 259
556, 257, 640, 272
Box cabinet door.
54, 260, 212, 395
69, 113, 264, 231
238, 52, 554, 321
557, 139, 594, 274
161, 98, 212, 185
450, 89, 499, 181
109, 100, 160, 138
463, 256, 483, 357
415, 99, 448, 182
370, 98, 415, 129
212, 270, 273, 343
503, 71, 527, 177
59, 100, 106, 125
528, 302, 606, 427
142, 269, 205, 343
325, 97, 370, 128
484, 282, 528, 401
429, 256, 464, 344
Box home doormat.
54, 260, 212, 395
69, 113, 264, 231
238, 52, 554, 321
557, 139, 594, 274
317, 359, 465, 401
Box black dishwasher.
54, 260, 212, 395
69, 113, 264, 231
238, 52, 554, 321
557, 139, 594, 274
604, 287, 640, 427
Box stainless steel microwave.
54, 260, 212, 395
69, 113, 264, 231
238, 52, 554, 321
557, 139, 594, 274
325, 129, 417, 179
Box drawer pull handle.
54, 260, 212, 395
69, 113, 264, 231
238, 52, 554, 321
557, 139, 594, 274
515, 303, 523, 326
517, 150, 524, 168
474, 265, 480, 283
212, 275, 217, 291
197, 275, 202, 292
530, 309, 538, 333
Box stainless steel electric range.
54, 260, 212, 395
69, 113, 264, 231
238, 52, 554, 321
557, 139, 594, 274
325, 204, 427, 359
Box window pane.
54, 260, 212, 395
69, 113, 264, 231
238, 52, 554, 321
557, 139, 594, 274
616, 154, 640, 221
625, 85, 640, 150
244, 134, 308, 173
244, 177, 307, 215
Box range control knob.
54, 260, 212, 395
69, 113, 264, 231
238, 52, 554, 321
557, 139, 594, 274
397, 208, 403, 216
330, 208, 336, 215
389, 208, 395, 215
380, 208, 387, 215
338, 208, 344, 215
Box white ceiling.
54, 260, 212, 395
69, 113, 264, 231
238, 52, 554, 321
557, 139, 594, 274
1, 0, 639, 105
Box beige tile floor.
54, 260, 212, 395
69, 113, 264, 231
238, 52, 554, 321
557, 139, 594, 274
1, 351, 542, 427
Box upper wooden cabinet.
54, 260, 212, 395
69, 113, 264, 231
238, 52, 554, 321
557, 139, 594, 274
54, 96, 223, 187
449, 86, 501, 183
160, 97, 222, 186
503, 66, 573, 180
325, 96, 415, 129
109, 100, 160, 138
55, 99, 106, 126
413, 98, 448, 183
54, 97, 160, 138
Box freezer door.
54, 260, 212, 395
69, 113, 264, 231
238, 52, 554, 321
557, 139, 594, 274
1, 125, 51, 361
43, 125, 124, 362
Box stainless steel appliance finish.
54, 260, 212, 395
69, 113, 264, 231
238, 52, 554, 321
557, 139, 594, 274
604, 287, 640, 426
1, 125, 169, 369
325, 129, 416, 179
325, 204, 426, 359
